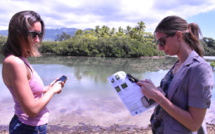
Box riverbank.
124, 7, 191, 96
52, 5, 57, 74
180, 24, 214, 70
1, 123, 215, 134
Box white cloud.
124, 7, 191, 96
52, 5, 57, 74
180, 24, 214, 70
0, 0, 215, 38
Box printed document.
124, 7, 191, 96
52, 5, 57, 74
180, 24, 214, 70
107, 71, 155, 116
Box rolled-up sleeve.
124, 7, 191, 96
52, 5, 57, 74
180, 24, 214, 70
188, 62, 213, 108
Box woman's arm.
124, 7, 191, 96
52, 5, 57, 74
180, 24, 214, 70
137, 80, 206, 132
3, 56, 63, 117
156, 91, 206, 131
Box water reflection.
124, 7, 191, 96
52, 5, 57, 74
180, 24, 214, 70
28, 55, 177, 83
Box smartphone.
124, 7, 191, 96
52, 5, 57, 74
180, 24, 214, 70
127, 73, 139, 83
57, 75, 67, 82
54, 75, 67, 84
141, 96, 155, 108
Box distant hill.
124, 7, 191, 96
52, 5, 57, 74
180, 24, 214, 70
44, 28, 78, 41
0, 30, 8, 37
0, 28, 86, 41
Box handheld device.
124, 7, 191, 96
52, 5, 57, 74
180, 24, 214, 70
53, 75, 67, 85
127, 73, 139, 83
57, 75, 67, 82
141, 96, 155, 108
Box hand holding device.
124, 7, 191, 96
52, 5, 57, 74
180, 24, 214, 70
53, 75, 67, 94
53, 75, 67, 85
127, 73, 156, 108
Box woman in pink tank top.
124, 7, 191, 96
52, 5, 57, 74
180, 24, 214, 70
2, 10, 65, 134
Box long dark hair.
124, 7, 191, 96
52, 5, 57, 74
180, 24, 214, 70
154, 15, 203, 57
2, 10, 45, 57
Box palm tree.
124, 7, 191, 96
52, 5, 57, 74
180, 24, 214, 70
116, 26, 124, 36
136, 21, 146, 32
101, 25, 110, 37
95, 25, 100, 35
135, 21, 146, 41
75, 29, 83, 36
125, 26, 132, 35
110, 27, 116, 36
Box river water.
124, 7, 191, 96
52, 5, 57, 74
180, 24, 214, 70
0, 55, 214, 127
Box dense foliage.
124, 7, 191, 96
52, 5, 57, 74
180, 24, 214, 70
40, 35, 163, 57
40, 24, 215, 57
39, 21, 165, 57
210, 61, 215, 69
201, 37, 215, 56
0, 36, 7, 53
0, 21, 215, 57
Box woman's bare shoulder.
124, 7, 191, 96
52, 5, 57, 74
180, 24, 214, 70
3, 55, 24, 67
2, 55, 27, 86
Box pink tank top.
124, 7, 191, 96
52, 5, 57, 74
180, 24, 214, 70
6, 56, 49, 126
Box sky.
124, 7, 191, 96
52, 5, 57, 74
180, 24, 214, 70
0, 0, 215, 39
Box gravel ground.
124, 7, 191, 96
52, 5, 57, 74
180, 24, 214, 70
0, 123, 215, 134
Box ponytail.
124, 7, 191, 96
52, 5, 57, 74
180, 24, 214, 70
183, 23, 203, 57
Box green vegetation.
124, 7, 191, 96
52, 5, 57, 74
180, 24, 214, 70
40, 22, 215, 57
0, 21, 215, 58
201, 37, 215, 56
210, 61, 215, 69
39, 21, 164, 57
0, 36, 7, 53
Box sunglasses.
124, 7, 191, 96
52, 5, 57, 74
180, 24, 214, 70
155, 35, 173, 47
29, 31, 43, 38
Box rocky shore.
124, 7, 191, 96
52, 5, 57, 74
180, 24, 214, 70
1, 123, 215, 134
